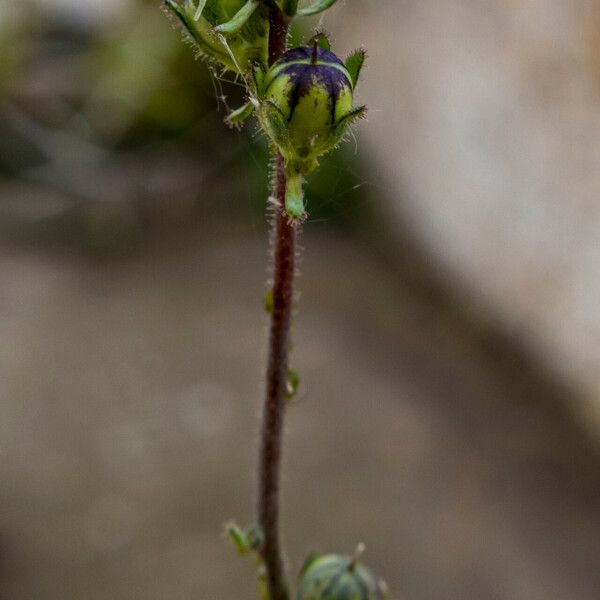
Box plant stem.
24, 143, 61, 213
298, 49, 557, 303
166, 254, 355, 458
267, 5, 289, 67
257, 8, 293, 600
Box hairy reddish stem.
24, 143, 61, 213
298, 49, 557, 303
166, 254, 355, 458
258, 155, 295, 600
268, 5, 289, 67
257, 8, 293, 600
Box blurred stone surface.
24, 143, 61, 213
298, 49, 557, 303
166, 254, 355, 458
329, 0, 600, 435
0, 220, 598, 600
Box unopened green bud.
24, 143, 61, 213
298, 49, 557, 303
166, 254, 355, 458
164, 0, 269, 73
258, 42, 365, 172
297, 553, 389, 600
255, 38, 366, 218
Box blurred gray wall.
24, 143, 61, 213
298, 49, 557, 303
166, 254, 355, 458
325, 0, 600, 436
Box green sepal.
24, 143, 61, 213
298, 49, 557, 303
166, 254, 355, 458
345, 48, 366, 88
193, 0, 207, 21
335, 105, 367, 134
297, 0, 339, 17
224, 101, 256, 128
214, 0, 260, 35
299, 552, 320, 577
262, 99, 289, 142
252, 63, 265, 94
377, 578, 391, 599
285, 170, 305, 220
306, 31, 331, 51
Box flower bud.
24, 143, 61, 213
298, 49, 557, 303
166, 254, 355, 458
258, 43, 365, 172
255, 39, 366, 218
297, 553, 389, 600
164, 0, 269, 73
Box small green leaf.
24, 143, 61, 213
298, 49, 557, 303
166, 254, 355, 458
264, 288, 274, 314
307, 31, 331, 52
224, 101, 256, 128
225, 522, 250, 555
286, 368, 300, 400
214, 0, 260, 35
297, 0, 339, 17
345, 48, 366, 88
245, 526, 264, 551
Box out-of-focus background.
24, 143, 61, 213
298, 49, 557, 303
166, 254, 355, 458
1, 1, 599, 599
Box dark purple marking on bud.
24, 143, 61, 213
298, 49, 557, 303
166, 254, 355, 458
279, 45, 345, 67
276, 46, 351, 124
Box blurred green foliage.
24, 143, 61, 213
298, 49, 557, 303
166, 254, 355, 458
0, 0, 368, 256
